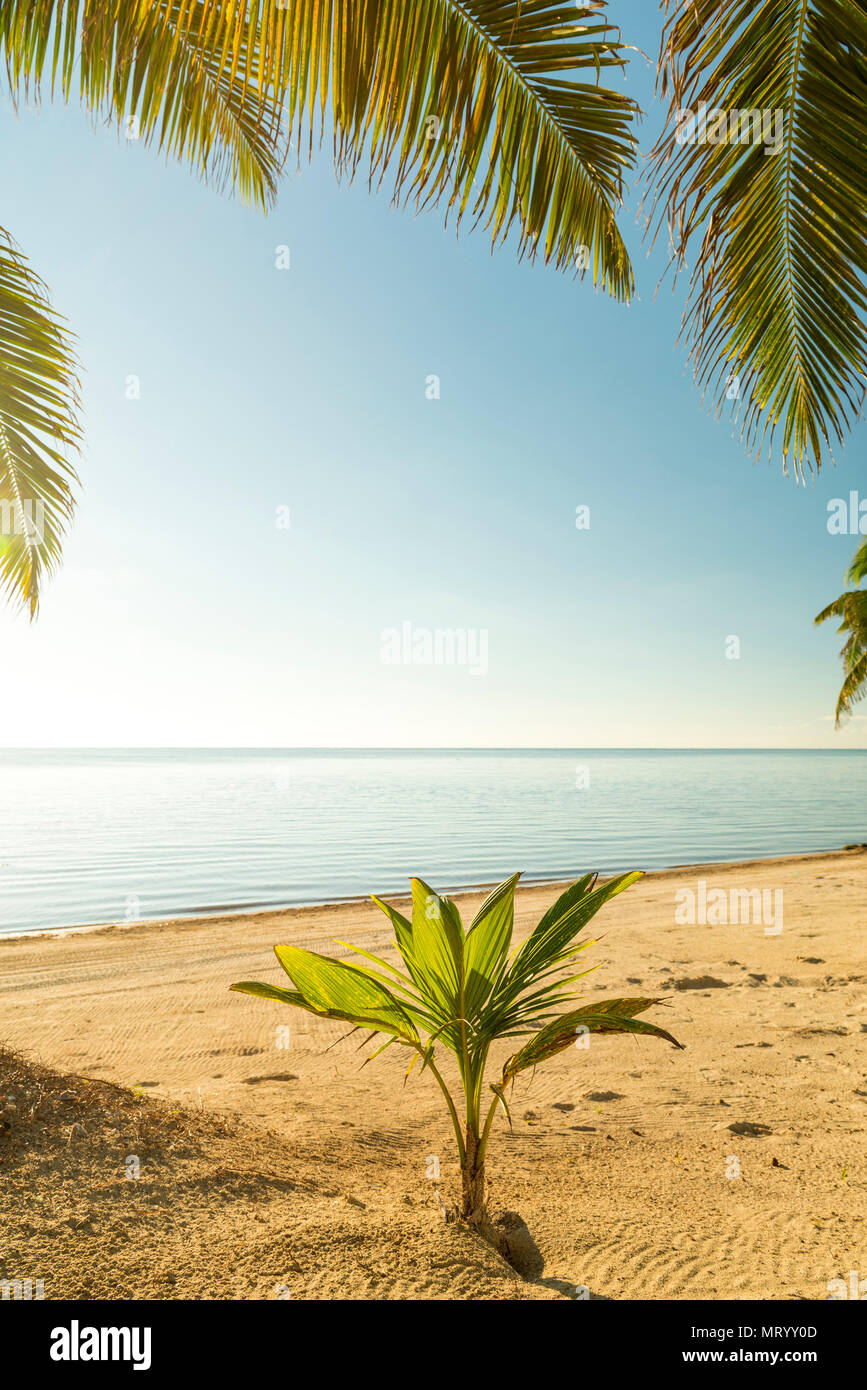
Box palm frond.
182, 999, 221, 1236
500, 997, 684, 1086
815, 543, 867, 724
0, 1, 290, 209
846, 537, 867, 587
646, 0, 867, 478
834, 647, 867, 720
814, 595, 848, 625
283, 0, 639, 296
4, 2, 639, 270
0, 226, 80, 618
485, 870, 642, 1028
463, 871, 519, 1015
276, 943, 421, 1041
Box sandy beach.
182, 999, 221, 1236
2, 849, 866, 1300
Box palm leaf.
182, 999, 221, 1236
845, 537, 867, 587
0, 226, 80, 618
491, 870, 642, 1013
283, 0, 639, 296
646, 0, 867, 477
834, 647, 867, 719
816, 540, 867, 724
0, 0, 289, 209
500, 996, 684, 1086
463, 871, 520, 1016
249, 943, 421, 1042
369, 894, 416, 964
331, 949, 443, 1031
331, 937, 432, 1005
493, 958, 600, 1033
230, 978, 319, 1011
814, 595, 848, 626
816, 546, 867, 725
405, 878, 465, 1019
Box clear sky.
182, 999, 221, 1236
1, 2, 864, 749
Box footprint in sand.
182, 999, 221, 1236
727, 1121, 773, 1137
243, 1073, 298, 1085
668, 976, 730, 991
584, 1090, 624, 1102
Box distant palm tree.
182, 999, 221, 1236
815, 540, 867, 726
0, 1, 638, 617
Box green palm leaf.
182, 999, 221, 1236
369, 894, 419, 974
488, 869, 642, 1025
500, 996, 684, 1086
0, 227, 80, 618
229, 979, 317, 1011
283, 0, 639, 296
251, 943, 420, 1042
463, 872, 520, 1015
834, 647, 867, 718
409, 878, 465, 1013
846, 540, 867, 587
816, 539, 867, 724
1, 0, 288, 208
646, 0, 867, 477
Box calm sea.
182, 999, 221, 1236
0, 749, 864, 936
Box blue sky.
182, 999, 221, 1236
1, 2, 864, 748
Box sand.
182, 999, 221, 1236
2, 850, 866, 1300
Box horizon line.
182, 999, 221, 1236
1, 745, 864, 754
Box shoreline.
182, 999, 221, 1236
3, 843, 864, 945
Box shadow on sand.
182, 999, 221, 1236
493, 1210, 611, 1298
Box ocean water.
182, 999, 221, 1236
0, 748, 864, 936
